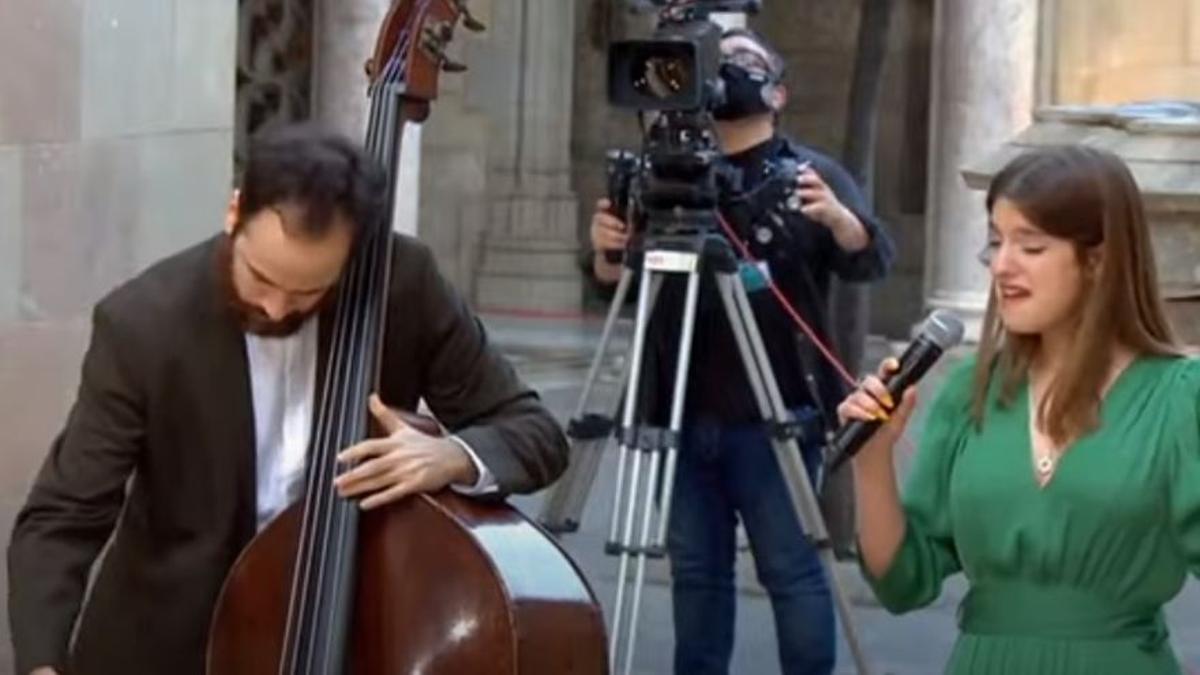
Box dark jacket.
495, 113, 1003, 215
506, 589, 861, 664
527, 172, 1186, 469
8, 234, 568, 675
584, 135, 895, 433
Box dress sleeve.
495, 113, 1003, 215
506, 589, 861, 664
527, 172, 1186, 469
863, 358, 973, 613
1167, 357, 1200, 577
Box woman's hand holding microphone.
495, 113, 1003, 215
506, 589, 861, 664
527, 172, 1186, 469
837, 357, 919, 578
835, 357, 919, 467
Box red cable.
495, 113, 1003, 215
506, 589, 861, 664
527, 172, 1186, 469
714, 210, 920, 459
714, 211, 858, 388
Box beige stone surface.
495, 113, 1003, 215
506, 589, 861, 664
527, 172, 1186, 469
1191, 0, 1200, 62
0, 319, 91, 675
1060, 65, 1200, 103
0, 0, 82, 145
80, 0, 174, 139
1055, 0, 1200, 103
0, 2, 236, 665
0, 148, 21, 322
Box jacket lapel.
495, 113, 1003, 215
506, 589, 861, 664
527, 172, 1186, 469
199, 237, 259, 546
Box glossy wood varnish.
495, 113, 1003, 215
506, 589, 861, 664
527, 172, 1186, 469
208, 492, 608, 674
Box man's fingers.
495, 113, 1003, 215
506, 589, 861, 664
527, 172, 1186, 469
368, 393, 408, 436
594, 212, 627, 232
798, 170, 827, 187
591, 213, 628, 251
799, 204, 829, 220
337, 465, 403, 499
360, 481, 417, 510
335, 454, 395, 489
598, 232, 629, 250
338, 437, 399, 464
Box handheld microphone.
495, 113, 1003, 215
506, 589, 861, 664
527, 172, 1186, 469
826, 309, 965, 472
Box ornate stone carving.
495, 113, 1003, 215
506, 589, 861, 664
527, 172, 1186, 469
235, 0, 314, 169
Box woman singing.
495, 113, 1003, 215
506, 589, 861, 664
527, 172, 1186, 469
841, 144, 1198, 674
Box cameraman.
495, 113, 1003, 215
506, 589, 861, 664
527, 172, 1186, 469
588, 29, 894, 675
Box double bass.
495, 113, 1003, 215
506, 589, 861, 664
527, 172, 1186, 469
206, 1, 609, 672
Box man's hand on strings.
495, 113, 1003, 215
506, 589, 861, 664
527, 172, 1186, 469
334, 394, 478, 510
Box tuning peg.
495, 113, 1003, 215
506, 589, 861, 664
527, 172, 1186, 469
455, 1, 486, 32
462, 12, 485, 32
441, 58, 468, 73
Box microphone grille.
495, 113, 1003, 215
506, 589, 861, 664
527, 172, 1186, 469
921, 310, 965, 350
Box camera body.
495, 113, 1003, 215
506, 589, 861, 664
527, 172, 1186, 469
608, 0, 761, 111
604, 0, 798, 252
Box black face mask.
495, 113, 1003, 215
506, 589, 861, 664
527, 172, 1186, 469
712, 63, 776, 121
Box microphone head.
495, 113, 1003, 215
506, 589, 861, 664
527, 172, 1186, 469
920, 310, 965, 350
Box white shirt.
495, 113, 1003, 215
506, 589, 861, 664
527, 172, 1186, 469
246, 318, 497, 529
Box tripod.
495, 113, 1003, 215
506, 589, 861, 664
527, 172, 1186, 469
540, 232, 873, 675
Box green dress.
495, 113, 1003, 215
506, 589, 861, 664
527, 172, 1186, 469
866, 354, 1200, 674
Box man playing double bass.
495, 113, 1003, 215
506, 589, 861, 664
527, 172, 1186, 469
7, 124, 570, 675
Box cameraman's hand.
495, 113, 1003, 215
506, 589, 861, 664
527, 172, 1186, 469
590, 198, 627, 283
796, 167, 870, 252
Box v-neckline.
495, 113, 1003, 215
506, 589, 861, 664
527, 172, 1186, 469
1021, 356, 1142, 491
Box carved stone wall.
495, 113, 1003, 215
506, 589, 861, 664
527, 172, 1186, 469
236, 0, 314, 169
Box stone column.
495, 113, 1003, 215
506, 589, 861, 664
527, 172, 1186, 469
313, 0, 387, 138
473, 0, 581, 313
313, 0, 422, 236
923, 0, 1038, 339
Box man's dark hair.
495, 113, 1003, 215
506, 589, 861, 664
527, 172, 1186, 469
239, 123, 387, 238
721, 27, 786, 82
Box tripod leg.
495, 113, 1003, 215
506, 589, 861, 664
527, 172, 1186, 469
714, 272, 874, 675
608, 267, 664, 668
575, 268, 636, 421
621, 265, 702, 675
539, 268, 637, 532
607, 274, 664, 546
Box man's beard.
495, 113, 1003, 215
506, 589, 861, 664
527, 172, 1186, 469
215, 234, 334, 337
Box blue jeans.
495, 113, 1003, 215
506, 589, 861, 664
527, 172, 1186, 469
666, 408, 834, 675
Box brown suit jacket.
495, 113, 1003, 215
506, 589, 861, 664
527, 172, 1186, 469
7, 235, 568, 675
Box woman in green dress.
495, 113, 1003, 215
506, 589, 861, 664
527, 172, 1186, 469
839, 145, 1198, 674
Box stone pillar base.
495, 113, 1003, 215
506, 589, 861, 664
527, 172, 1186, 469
474, 195, 582, 314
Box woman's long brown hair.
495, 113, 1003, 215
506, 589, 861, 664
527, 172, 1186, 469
972, 145, 1181, 445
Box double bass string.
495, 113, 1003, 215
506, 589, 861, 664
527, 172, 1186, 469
281, 139, 363, 670
281, 60, 394, 664
282, 28, 412, 674
319, 43, 414, 641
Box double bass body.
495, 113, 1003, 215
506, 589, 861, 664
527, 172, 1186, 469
209, 491, 608, 674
